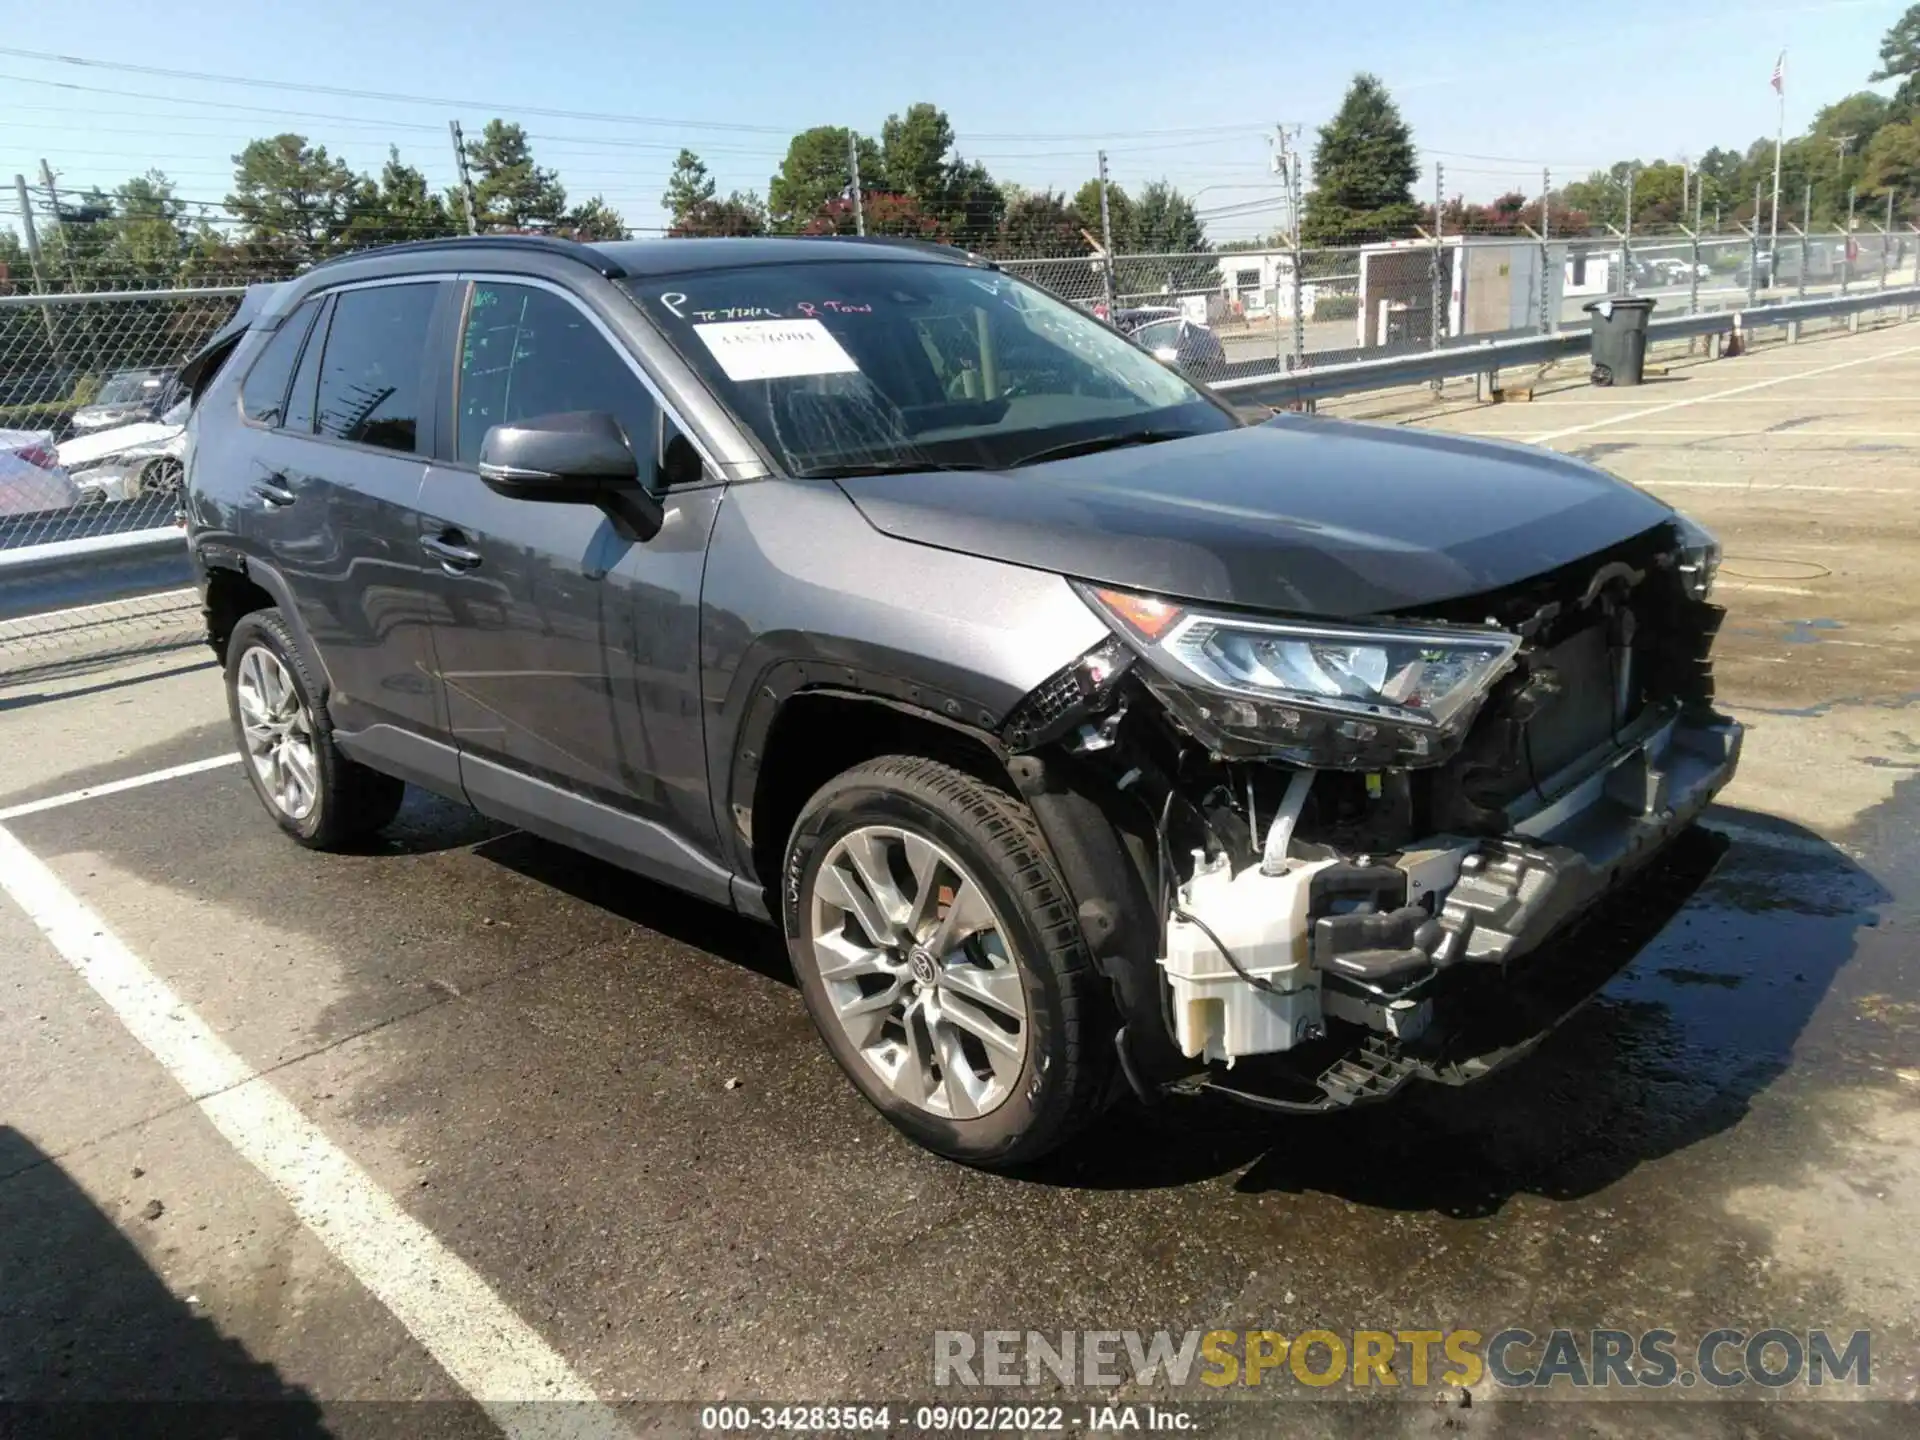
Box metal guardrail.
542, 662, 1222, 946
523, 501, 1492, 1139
1215, 284, 1920, 408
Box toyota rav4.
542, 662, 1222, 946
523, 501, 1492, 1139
182, 235, 1741, 1167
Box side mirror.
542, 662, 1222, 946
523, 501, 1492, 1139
478, 410, 663, 542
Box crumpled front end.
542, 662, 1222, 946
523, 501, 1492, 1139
1001, 516, 1742, 1110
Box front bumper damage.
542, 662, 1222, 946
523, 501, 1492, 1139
1175, 709, 1741, 1112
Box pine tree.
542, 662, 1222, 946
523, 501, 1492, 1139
466, 120, 567, 232
1301, 74, 1421, 246
663, 150, 717, 225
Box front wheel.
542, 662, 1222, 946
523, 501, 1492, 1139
782, 756, 1110, 1168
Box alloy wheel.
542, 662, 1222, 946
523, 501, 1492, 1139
235, 646, 319, 821
808, 824, 1030, 1119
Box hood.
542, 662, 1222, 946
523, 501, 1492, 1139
835, 415, 1674, 618
58, 419, 182, 468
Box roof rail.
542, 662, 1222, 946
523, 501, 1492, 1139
306, 234, 627, 278
774, 233, 996, 267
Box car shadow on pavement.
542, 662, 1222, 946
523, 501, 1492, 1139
0, 1125, 332, 1439
1022, 804, 1892, 1213
471, 827, 797, 988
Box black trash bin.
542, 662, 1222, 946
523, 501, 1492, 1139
1584, 295, 1656, 386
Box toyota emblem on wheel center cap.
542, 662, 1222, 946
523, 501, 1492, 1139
907, 947, 939, 986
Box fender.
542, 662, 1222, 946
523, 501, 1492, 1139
196, 545, 336, 700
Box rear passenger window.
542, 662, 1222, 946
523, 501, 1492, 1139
283, 295, 332, 435
314, 284, 438, 453
239, 299, 320, 426
456, 283, 658, 466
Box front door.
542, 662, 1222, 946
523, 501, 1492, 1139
417, 278, 723, 882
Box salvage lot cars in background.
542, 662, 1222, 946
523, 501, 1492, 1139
57, 398, 190, 504
0, 427, 79, 517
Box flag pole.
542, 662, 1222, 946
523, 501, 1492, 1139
1769, 51, 1785, 275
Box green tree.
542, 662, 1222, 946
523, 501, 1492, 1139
1072, 178, 1135, 250
1860, 118, 1920, 201
466, 120, 567, 231
1301, 73, 1421, 246
1872, 3, 1920, 111
562, 196, 627, 241
934, 159, 1004, 248
769, 126, 881, 229
350, 148, 457, 247
104, 171, 191, 278
1131, 181, 1207, 253
669, 192, 769, 237
995, 190, 1082, 256
226, 134, 361, 257
662, 149, 716, 225
880, 103, 954, 201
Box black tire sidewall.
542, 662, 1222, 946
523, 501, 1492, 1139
783, 773, 1080, 1166
224, 611, 340, 846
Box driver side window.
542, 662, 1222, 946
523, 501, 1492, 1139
456, 282, 659, 468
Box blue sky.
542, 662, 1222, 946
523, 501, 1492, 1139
0, 0, 1904, 239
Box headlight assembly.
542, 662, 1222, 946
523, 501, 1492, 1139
1079, 584, 1520, 768
1674, 512, 1720, 601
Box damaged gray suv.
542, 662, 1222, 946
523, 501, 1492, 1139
182, 235, 1742, 1167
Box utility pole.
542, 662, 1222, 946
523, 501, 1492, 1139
1680, 155, 1690, 224
1750, 181, 1764, 301
13, 172, 63, 362
1096, 149, 1116, 322
449, 121, 479, 234
848, 133, 865, 236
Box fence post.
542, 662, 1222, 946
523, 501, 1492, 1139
1430, 163, 1444, 393
1688, 227, 1701, 315
449, 121, 479, 235
1288, 146, 1305, 369
1749, 183, 1762, 305
1799, 184, 1810, 300
1539, 166, 1554, 335
1623, 166, 1636, 294
1880, 191, 1893, 291
1096, 150, 1117, 324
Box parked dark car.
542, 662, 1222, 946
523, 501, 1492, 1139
182, 235, 1741, 1167
70, 367, 182, 434
1112, 306, 1229, 377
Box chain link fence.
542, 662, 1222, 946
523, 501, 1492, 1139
3, 225, 1916, 678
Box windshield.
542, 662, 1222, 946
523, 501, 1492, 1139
1131, 320, 1183, 351
96, 372, 163, 405
628, 259, 1236, 477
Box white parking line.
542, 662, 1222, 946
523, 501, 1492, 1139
0, 822, 631, 1439
0, 754, 242, 822
1524, 342, 1920, 444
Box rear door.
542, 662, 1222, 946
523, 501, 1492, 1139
415, 276, 725, 875
239, 278, 452, 748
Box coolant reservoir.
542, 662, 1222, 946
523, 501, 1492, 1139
1159, 854, 1333, 1064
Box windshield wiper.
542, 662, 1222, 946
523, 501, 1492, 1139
799, 459, 993, 479
1006, 429, 1198, 468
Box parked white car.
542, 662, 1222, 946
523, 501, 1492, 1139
56, 399, 190, 504
0, 427, 81, 517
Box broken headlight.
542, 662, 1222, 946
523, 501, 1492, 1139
1080, 585, 1519, 767
1674, 512, 1720, 601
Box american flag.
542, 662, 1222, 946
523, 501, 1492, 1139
1771, 51, 1785, 94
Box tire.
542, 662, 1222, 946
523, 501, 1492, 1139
782, 755, 1110, 1168
224, 608, 405, 849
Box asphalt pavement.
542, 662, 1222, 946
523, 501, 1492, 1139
3, 317, 1918, 1436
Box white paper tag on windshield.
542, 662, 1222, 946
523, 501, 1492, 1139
692, 318, 860, 382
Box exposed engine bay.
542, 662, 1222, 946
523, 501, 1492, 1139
1000, 516, 1744, 1108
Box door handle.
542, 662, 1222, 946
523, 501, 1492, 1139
420, 533, 483, 571
250, 479, 296, 507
